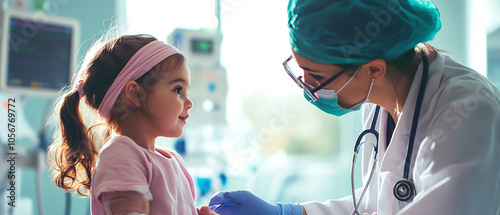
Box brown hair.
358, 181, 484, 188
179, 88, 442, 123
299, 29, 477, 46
387, 43, 439, 76
47, 34, 185, 196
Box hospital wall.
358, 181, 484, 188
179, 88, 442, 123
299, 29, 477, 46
432, 0, 500, 81
488, 31, 500, 88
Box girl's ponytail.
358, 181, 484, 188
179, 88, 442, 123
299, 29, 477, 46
49, 89, 97, 196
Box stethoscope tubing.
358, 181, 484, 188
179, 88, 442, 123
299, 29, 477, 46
351, 105, 381, 215
403, 51, 429, 179
351, 154, 377, 215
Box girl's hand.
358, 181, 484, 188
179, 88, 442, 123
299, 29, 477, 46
197, 205, 219, 215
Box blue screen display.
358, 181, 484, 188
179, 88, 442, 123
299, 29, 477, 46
7, 17, 72, 90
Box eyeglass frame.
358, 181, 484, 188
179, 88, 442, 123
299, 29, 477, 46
282, 55, 353, 102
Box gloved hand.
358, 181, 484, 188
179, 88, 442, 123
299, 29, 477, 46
208, 190, 303, 215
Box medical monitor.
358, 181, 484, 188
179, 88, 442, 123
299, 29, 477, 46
168, 28, 222, 68
0, 10, 79, 96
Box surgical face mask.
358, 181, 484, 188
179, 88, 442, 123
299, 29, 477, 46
304, 67, 374, 117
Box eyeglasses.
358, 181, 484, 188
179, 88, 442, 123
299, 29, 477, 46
282, 55, 351, 102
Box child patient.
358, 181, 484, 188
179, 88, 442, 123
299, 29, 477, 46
48, 34, 218, 215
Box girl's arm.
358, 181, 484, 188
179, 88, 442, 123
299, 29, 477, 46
102, 191, 149, 215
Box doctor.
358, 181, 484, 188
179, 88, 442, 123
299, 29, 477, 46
209, 0, 500, 214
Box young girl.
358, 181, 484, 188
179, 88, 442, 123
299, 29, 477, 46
47, 34, 217, 215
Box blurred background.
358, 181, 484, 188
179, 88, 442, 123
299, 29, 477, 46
0, 0, 499, 214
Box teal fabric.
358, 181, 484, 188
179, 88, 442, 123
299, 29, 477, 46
288, 0, 441, 64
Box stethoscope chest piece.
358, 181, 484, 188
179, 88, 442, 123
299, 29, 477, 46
393, 180, 415, 202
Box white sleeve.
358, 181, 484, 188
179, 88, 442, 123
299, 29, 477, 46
302, 185, 378, 215
398, 95, 500, 214
302, 196, 355, 215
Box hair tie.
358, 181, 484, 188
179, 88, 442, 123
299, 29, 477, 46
74, 80, 85, 99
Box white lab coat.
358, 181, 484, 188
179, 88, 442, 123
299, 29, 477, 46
302, 52, 500, 215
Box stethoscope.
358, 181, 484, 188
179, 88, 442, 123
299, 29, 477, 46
350, 51, 429, 215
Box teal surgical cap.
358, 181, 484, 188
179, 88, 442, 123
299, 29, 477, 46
288, 0, 441, 64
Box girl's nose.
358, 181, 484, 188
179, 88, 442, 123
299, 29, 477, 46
185, 98, 193, 110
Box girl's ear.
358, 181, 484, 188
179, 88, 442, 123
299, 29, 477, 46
123, 80, 145, 107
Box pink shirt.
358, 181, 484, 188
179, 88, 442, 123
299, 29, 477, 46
91, 135, 196, 215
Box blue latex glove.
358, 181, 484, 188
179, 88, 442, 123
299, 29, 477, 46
208, 190, 303, 215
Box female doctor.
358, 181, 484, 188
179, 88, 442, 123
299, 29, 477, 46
209, 0, 500, 214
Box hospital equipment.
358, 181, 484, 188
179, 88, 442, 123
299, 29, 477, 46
168, 28, 227, 128
0, 9, 79, 215
0, 10, 79, 96
168, 28, 229, 204
350, 51, 429, 214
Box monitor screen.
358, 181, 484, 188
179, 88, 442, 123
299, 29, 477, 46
191, 38, 214, 54
0, 11, 79, 96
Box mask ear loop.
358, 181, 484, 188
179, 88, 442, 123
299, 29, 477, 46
350, 79, 375, 110
336, 66, 362, 94
366, 79, 375, 100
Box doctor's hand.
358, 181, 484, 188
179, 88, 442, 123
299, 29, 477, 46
208, 190, 303, 215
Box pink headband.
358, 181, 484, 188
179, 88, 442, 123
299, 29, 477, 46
74, 40, 180, 121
